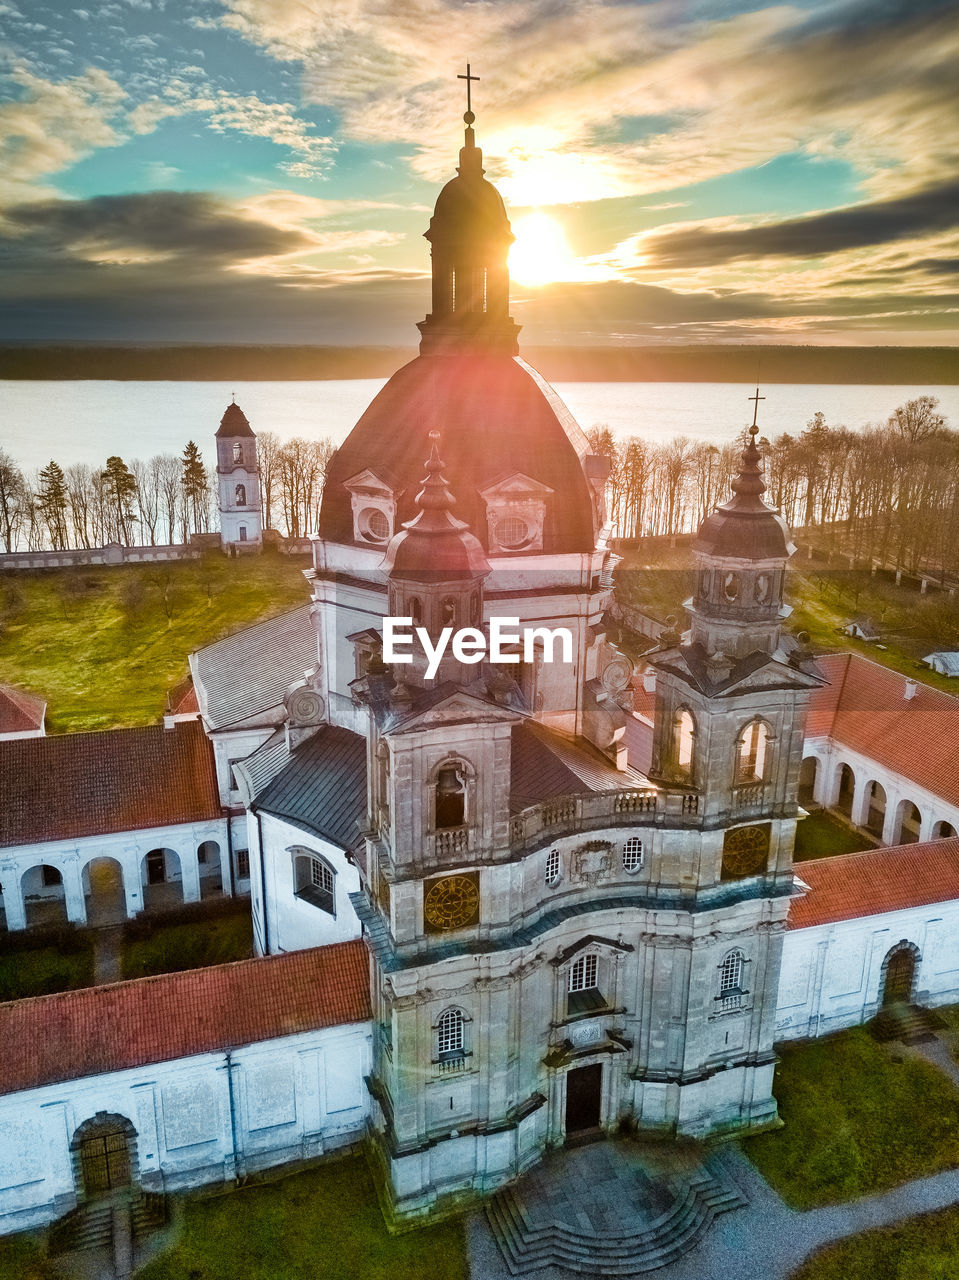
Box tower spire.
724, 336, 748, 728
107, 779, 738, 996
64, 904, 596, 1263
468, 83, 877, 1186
728, 387, 768, 509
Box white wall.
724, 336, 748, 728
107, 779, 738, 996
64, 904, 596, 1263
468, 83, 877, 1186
0, 1021, 372, 1235
776, 902, 959, 1040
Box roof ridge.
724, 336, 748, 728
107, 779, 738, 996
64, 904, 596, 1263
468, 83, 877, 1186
798, 834, 959, 872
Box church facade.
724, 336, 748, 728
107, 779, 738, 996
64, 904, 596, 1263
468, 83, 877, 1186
3, 103, 959, 1241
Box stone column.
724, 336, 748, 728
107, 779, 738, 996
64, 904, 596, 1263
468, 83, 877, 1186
918, 810, 938, 843
0, 867, 27, 931
850, 775, 871, 827
179, 847, 202, 904
881, 797, 901, 847
123, 848, 145, 918
61, 858, 87, 926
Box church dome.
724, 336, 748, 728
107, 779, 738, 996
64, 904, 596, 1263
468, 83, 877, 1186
428, 166, 512, 248
319, 353, 598, 554
216, 401, 254, 438
692, 419, 794, 562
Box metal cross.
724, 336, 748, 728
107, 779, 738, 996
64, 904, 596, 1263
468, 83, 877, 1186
458, 63, 480, 115
748, 387, 765, 429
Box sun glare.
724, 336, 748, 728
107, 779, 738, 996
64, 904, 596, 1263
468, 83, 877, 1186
509, 212, 580, 286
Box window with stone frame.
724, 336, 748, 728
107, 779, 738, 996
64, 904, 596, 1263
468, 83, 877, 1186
622, 837, 644, 873
736, 720, 769, 784
434, 1007, 470, 1068
567, 952, 605, 1015
435, 763, 467, 830
675, 709, 695, 777
293, 851, 336, 916
545, 848, 561, 887
235, 848, 250, 879
717, 949, 747, 1011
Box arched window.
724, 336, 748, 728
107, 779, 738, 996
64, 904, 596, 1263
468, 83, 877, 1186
435, 1007, 470, 1069
718, 949, 746, 1011
409, 597, 423, 626
293, 851, 335, 916
435, 764, 467, 830
232, 442, 242, 463
676, 710, 695, 774
235, 483, 246, 505
441, 597, 457, 626
737, 720, 769, 783
545, 848, 561, 887
622, 837, 643, 873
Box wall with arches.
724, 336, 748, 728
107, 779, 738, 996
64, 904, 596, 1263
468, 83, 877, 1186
776, 901, 959, 1041
0, 1021, 372, 1235
0, 817, 233, 932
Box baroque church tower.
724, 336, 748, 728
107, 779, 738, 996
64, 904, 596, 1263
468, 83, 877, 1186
239, 83, 823, 1224
216, 399, 262, 552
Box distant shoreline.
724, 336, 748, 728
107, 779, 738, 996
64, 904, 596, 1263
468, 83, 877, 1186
1, 344, 957, 384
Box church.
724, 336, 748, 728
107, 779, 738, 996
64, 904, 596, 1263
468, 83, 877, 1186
2, 100, 959, 1240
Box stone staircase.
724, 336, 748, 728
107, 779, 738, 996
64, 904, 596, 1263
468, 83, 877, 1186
486, 1155, 747, 1275
49, 1189, 167, 1258
870, 1003, 944, 1045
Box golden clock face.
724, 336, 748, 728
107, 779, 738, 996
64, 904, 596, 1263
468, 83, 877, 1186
424, 873, 480, 932
722, 823, 771, 878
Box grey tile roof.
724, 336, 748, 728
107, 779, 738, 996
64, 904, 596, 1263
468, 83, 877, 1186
190, 605, 314, 731
511, 722, 649, 808
234, 729, 291, 802
254, 724, 367, 852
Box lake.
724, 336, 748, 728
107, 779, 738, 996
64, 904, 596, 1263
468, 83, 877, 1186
3, 377, 959, 472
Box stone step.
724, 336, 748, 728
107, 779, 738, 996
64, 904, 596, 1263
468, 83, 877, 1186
486, 1163, 747, 1276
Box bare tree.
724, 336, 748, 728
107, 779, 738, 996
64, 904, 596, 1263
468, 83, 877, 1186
256, 430, 281, 532
0, 449, 26, 552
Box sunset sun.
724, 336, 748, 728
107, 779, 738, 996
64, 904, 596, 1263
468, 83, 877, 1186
508, 211, 579, 286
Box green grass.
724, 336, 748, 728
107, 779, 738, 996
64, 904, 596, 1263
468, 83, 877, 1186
0, 927, 94, 1001
745, 1027, 959, 1209
0, 1235, 64, 1280
0, 554, 310, 732
792, 1203, 959, 1279
121, 903, 253, 979
793, 810, 875, 861
135, 1154, 469, 1280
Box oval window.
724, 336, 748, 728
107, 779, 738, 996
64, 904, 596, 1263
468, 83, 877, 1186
755, 573, 771, 603
360, 508, 390, 542
723, 571, 740, 602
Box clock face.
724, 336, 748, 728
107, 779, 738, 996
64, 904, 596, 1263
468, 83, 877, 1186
423, 873, 480, 932
722, 823, 771, 878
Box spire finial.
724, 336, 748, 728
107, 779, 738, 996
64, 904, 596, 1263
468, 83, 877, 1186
729, 387, 767, 504
748, 386, 765, 435
458, 62, 480, 124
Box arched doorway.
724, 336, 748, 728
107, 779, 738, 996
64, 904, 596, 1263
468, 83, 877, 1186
865, 782, 886, 837
141, 848, 183, 912
895, 800, 921, 845
73, 1114, 137, 1199
21, 864, 68, 927
82, 858, 127, 926
932, 820, 956, 840
881, 943, 919, 1008
799, 757, 818, 807
835, 764, 855, 817
197, 840, 223, 898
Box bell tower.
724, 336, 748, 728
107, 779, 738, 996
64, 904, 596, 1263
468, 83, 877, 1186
216, 398, 262, 553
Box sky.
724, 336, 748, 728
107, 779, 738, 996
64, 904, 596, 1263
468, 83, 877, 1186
1, 0, 958, 347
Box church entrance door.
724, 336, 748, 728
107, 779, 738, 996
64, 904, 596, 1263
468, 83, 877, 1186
883, 949, 916, 1007
565, 1063, 602, 1135
79, 1128, 132, 1198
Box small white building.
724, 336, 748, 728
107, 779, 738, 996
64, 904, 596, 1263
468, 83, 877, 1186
924, 651, 959, 678
0, 942, 371, 1234
215, 401, 262, 553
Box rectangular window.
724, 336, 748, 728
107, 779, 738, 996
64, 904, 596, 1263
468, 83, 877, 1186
235, 848, 250, 879
567, 953, 604, 1015
569, 953, 598, 992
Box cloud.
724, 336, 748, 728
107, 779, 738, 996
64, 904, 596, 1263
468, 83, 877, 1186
634, 179, 959, 270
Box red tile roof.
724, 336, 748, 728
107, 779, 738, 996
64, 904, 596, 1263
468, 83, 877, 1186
0, 684, 45, 736
0, 940, 371, 1096
805, 653, 959, 808
789, 837, 959, 929
0, 720, 221, 848
167, 675, 199, 717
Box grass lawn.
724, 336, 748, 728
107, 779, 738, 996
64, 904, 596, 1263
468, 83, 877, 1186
0, 554, 310, 732
135, 1154, 469, 1280
792, 1203, 959, 1279
744, 1027, 959, 1209
0, 927, 94, 1001
121, 902, 253, 979
0, 1234, 64, 1280
793, 810, 875, 861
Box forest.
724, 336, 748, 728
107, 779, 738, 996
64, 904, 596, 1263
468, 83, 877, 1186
1, 397, 957, 584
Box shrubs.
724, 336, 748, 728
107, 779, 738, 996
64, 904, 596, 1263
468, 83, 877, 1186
0, 926, 94, 1001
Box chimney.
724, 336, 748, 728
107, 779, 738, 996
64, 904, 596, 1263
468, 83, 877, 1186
904, 679, 918, 700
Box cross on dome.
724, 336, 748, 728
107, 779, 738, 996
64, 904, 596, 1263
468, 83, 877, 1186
747, 386, 765, 434
457, 63, 480, 123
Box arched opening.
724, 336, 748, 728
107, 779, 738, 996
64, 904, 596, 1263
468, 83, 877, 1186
72, 1114, 137, 1200
895, 799, 922, 845
435, 1007, 467, 1066
293, 851, 336, 916
865, 781, 886, 837
881, 943, 919, 1008
232, 442, 242, 463
933, 820, 957, 839
675, 710, 695, 778
21, 864, 68, 927
197, 840, 223, 898
435, 764, 467, 830
235, 483, 246, 505
736, 720, 769, 784
140, 848, 183, 912
82, 857, 127, 926
799, 756, 818, 807
835, 764, 855, 817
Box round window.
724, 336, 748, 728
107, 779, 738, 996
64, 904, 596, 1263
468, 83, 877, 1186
360, 508, 390, 542
497, 515, 530, 550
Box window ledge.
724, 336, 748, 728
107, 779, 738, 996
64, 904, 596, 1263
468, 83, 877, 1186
296, 886, 335, 916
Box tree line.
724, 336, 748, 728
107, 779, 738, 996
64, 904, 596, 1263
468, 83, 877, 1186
0, 433, 335, 553
592, 396, 959, 581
